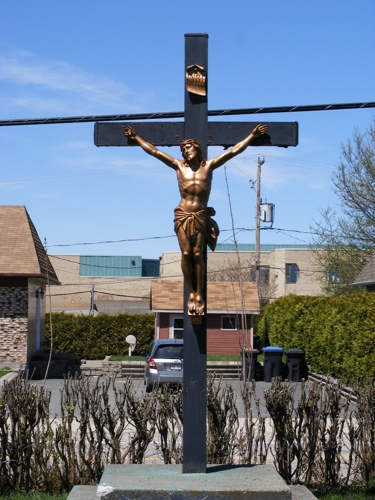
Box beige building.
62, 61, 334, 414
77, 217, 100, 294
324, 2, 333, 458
48, 254, 157, 314
48, 244, 323, 314
160, 244, 322, 301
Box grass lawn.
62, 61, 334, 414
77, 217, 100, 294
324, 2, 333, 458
317, 495, 375, 499
316, 492, 375, 499
314, 482, 375, 499
0, 493, 69, 499
2, 486, 375, 500
207, 354, 239, 362
108, 355, 145, 361
0, 369, 12, 378
108, 354, 240, 362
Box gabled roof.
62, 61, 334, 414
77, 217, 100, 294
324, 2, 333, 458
351, 251, 375, 287
151, 279, 260, 314
0, 206, 59, 284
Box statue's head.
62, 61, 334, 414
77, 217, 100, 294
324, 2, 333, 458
180, 139, 204, 163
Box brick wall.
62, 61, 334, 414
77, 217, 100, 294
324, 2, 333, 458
157, 312, 253, 355
0, 287, 28, 363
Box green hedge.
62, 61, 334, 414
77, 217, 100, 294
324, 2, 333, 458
45, 312, 155, 359
255, 293, 375, 383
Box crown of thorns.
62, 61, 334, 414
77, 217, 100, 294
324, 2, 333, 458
180, 139, 202, 151
180, 140, 205, 164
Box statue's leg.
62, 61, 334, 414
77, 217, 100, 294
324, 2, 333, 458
176, 227, 196, 314
193, 232, 205, 315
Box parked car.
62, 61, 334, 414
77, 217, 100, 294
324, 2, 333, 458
144, 339, 183, 392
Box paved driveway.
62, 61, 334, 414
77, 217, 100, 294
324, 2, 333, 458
29, 377, 304, 418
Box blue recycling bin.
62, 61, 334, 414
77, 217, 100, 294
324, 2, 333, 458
263, 346, 284, 382
285, 348, 305, 382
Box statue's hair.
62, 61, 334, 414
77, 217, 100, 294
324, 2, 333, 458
180, 139, 204, 164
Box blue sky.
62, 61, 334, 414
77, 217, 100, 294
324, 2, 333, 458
0, 0, 374, 259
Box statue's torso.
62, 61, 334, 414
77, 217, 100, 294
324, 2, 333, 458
176, 161, 213, 213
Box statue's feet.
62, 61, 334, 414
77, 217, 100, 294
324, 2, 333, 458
195, 294, 205, 316
187, 294, 196, 315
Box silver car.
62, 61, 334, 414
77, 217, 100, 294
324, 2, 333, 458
144, 339, 183, 392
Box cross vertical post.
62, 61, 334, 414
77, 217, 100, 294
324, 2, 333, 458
182, 33, 208, 474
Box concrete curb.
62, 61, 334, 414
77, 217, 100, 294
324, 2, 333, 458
0, 371, 19, 386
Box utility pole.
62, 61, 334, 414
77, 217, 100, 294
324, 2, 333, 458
90, 283, 95, 315
255, 155, 265, 285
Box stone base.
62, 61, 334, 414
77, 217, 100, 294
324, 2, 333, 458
67, 464, 317, 499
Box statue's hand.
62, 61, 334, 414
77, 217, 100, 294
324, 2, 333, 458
122, 126, 137, 139
252, 124, 268, 137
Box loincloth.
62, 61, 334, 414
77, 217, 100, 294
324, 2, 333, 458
174, 207, 220, 252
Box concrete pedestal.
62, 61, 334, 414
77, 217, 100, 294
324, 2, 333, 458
67, 464, 317, 499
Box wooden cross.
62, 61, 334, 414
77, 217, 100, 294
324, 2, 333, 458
94, 33, 298, 474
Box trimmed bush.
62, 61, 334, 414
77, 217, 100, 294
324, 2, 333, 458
255, 293, 375, 383
45, 312, 155, 359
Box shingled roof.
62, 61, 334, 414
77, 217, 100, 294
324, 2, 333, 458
0, 206, 59, 284
151, 279, 260, 314
351, 251, 375, 288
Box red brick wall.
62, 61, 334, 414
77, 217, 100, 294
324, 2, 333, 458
207, 315, 252, 355
157, 312, 253, 354
159, 313, 170, 339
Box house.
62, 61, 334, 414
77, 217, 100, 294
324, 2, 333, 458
351, 252, 375, 292
151, 279, 260, 355
0, 206, 59, 368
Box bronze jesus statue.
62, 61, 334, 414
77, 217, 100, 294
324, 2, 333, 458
123, 124, 268, 315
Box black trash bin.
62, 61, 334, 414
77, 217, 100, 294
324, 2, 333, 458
285, 348, 305, 382
241, 349, 259, 381
263, 346, 283, 382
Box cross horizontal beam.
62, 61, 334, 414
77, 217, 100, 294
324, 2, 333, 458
94, 121, 298, 148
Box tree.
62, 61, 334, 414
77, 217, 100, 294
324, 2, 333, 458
311, 117, 375, 295
208, 258, 278, 305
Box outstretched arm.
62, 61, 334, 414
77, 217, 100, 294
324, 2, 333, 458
210, 124, 268, 170
123, 126, 179, 169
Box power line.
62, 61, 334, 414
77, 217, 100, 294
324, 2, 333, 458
47, 227, 318, 249
1, 101, 374, 127
47, 234, 175, 248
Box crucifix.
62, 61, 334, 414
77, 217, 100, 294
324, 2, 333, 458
94, 33, 298, 473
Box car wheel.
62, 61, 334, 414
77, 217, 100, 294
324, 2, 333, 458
145, 385, 152, 393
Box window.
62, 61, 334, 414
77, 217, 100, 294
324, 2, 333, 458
250, 265, 270, 282
171, 317, 184, 339
286, 263, 299, 283
221, 315, 238, 331
326, 270, 340, 282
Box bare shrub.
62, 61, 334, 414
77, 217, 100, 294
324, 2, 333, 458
153, 384, 183, 464
206, 376, 238, 464
264, 378, 353, 487
351, 379, 375, 483
0, 376, 59, 493
238, 380, 270, 465
2, 374, 375, 494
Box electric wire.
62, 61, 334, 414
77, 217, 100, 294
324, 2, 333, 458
46, 227, 317, 249
1, 101, 374, 127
